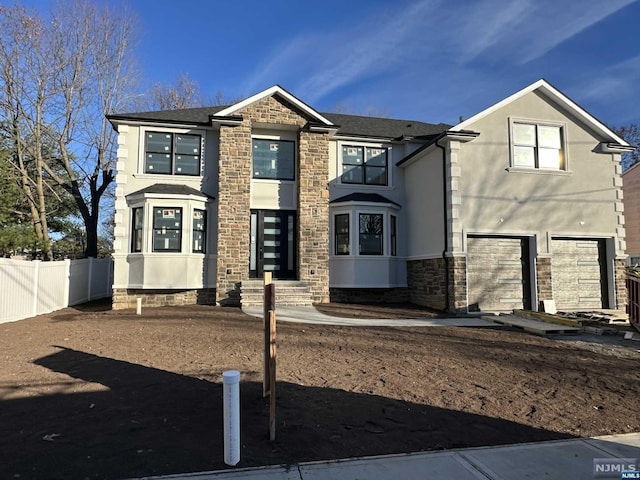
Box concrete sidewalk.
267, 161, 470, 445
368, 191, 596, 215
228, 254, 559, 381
242, 305, 497, 327
135, 432, 640, 480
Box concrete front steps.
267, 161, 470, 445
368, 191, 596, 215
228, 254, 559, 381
240, 280, 313, 307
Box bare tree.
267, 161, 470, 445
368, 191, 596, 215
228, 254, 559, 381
612, 124, 640, 171
0, 1, 140, 259
150, 73, 205, 110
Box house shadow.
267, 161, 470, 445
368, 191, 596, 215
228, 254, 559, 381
2, 347, 577, 480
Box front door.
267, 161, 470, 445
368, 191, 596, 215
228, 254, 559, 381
250, 210, 296, 279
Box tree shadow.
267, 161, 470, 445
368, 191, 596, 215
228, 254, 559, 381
1, 346, 577, 480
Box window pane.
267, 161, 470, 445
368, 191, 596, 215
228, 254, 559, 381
175, 134, 201, 155
146, 153, 171, 174
335, 214, 349, 255
365, 166, 387, 185
146, 132, 172, 153
175, 155, 200, 175
513, 124, 535, 146
538, 126, 561, 149
131, 207, 143, 252
153, 208, 182, 252
342, 145, 363, 165
390, 215, 397, 256
359, 214, 383, 255
252, 139, 295, 180
341, 164, 363, 184
192, 209, 206, 253
365, 147, 387, 167
538, 147, 561, 169
513, 146, 535, 167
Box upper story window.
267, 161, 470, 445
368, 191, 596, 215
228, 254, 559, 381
512, 122, 565, 170
341, 145, 388, 185
145, 132, 201, 175
252, 139, 295, 180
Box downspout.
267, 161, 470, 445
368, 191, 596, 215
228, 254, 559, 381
435, 137, 450, 312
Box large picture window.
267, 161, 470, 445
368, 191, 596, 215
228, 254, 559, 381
145, 132, 201, 175
152, 207, 182, 252
359, 213, 383, 255
252, 139, 295, 180
131, 207, 143, 252
192, 209, 206, 253
335, 214, 350, 255
341, 145, 388, 185
512, 122, 564, 170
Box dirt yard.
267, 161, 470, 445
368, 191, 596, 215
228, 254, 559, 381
1, 300, 639, 480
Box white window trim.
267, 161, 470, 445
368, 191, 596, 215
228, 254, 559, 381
138, 126, 206, 177
508, 117, 569, 173
336, 140, 393, 189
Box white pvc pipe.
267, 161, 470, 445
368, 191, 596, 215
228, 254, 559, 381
136, 297, 142, 315
222, 370, 240, 466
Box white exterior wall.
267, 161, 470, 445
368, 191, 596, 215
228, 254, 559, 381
112, 124, 218, 289
455, 91, 623, 258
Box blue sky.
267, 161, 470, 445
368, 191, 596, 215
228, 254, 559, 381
25, 0, 640, 126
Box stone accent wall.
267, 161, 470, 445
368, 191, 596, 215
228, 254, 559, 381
215, 95, 329, 305
615, 258, 627, 309
329, 288, 409, 304
298, 130, 330, 302
536, 256, 553, 304
447, 255, 468, 313
112, 288, 216, 310
407, 257, 447, 310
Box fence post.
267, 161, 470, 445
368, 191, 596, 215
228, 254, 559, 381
87, 257, 94, 301
64, 259, 71, 308
31, 260, 41, 317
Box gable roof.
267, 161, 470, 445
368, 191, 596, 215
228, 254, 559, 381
451, 79, 630, 146
330, 192, 400, 206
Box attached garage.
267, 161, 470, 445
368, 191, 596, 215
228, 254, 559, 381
467, 236, 531, 312
551, 238, 607, 310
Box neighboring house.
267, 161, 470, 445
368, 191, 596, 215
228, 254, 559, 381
623, 163, 640, 265
107, 79, 631, 313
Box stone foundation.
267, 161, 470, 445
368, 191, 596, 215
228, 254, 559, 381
407, 257, 447, 310
329, 287, 409, 304
112, 288, 216, 310
447, 256, 468, 313
535, 256, 553, 305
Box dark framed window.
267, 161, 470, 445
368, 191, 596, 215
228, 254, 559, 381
145, 132, 201, 175
252, 139, 295, 180
341, 145, 388, 185
131, 207, 143, 252
152, 207, 182, 252
359, 213, 383, 255
512, 123, 564, 170
335, 214, 350, 255
192, 209, 206, 253
390, 215, 397, 256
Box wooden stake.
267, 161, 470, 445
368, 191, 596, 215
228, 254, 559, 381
269, 309, 276, 441
263, 273, 273, 398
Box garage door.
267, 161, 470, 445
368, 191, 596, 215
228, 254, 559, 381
467, 237, 529, 312
551, 239, 605, 310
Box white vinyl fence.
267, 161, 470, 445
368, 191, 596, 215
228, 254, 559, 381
0, 257, 113, 324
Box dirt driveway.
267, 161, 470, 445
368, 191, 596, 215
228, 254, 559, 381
1, 301, 639, 480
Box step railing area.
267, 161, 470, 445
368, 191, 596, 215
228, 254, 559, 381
0, 257, 113, 324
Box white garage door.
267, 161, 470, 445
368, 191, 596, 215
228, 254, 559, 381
467, 237, 528, 312
551, 239, 605, 310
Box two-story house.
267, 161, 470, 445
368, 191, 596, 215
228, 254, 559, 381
107, 79, 631, 313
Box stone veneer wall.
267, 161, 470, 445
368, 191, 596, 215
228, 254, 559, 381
447, 256, 468, 313
215, 95, 329, 305
298, 130, 330, 303
329, 288, 409, 304
112, 288, 216, 310
615, 258, 627, 309
535, 256, 553, 304
407, 257, 447, 310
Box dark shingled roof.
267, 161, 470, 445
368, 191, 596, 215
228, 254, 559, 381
109, 105, 450, 140
331, 192, 400, 206
126, 183, 213, 198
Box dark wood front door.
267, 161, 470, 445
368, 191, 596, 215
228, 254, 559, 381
250, 210, 296, 279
